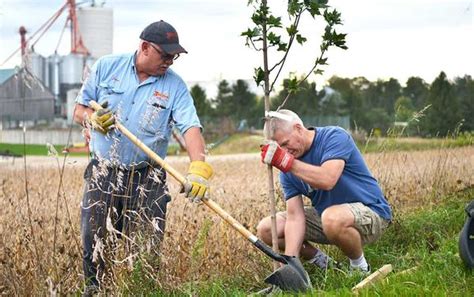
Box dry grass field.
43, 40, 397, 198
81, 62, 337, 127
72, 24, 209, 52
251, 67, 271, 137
1, 147, 473, 295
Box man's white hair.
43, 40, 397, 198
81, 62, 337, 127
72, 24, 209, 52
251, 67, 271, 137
264, 109, 303, 138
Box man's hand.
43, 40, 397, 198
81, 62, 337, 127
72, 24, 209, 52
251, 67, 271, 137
183, 161, 213, 202
90, 101, 115, 134
261, 141, 294, 172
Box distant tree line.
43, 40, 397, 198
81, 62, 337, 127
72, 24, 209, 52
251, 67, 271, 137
191, 71, 473, 138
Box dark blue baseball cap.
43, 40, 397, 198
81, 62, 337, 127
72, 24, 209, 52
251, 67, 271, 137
140, 20, 187, 55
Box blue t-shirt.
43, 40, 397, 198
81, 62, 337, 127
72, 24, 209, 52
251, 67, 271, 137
76, 52, 201, 166
280, 126, 392, 221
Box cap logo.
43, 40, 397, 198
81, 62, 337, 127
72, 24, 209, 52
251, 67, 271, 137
166, 32, 178, 41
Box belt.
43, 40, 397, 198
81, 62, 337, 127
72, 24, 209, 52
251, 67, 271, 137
90, 159, 160, 171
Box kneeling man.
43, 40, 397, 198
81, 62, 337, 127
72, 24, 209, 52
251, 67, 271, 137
257, 110, 391, 273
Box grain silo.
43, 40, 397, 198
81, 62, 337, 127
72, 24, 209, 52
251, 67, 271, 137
60, 54, 85, 116
77, 5, 113, 59
29, 51, 46, 85
47, 53, 61, 113
60, 54, 85, 85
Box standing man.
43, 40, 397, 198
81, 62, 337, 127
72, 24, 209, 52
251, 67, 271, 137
257, 110, 391, 274
73, 20, 212, 293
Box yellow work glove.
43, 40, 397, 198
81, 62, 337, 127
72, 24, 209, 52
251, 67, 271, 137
89, 101, 115, 134
183, 161, 213, 202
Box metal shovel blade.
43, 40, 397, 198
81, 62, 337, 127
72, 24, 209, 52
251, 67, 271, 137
264, 255, 312, 292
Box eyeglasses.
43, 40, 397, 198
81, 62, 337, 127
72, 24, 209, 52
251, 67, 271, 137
148, 43, 180, 61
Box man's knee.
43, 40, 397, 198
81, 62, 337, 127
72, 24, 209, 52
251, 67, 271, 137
257, 213, 286, 244
256, 216, 272, 242
321, 206, 353, 235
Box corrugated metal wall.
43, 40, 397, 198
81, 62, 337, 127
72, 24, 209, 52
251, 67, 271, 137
0, 69, 55, 123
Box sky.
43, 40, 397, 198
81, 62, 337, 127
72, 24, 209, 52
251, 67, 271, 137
0, 0, 472, 95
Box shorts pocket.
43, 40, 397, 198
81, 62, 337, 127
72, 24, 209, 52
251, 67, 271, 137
356, 212, 374, 236
352, 203, 376, 236
351, 203, 389, 244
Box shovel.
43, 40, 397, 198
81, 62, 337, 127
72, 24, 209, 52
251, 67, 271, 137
89, 101, 312, 292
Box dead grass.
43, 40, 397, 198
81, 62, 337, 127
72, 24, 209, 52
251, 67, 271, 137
0, 147, 473, 294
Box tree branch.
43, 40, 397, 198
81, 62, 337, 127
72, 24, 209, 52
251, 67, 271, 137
269, 10, 303, 92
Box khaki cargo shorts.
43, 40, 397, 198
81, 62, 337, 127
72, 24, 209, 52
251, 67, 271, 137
280, 202, 390, 245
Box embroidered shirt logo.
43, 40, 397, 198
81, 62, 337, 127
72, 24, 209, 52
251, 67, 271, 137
153, 90, 169, 100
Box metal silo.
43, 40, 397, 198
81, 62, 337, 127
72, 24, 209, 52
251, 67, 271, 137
43, 57, 50, 89
29, 51, 46, 84
77, 6, 113, 59
60, 54, 85, 85
60, 54, 85, 117
48, 53, 61, 114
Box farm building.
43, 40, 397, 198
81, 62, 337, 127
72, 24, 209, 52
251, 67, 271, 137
0, 67, 55, 128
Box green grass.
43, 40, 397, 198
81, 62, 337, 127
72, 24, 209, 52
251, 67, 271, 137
208, 133, 262, 155
119, 187, 474, 296
356, 188, 474, 296
0, 143, 183, 157
0, 143, 67, 156
360, 132, 474, 153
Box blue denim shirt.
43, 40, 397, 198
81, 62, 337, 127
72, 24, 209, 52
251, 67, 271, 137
76, 52, 201, 166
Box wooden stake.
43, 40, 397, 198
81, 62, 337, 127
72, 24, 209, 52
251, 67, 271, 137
396, 266, 418, 276
351, 264, 393, 293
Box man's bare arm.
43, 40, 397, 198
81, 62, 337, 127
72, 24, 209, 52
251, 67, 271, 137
73, 104, 94, 126
183, 127, 206, 162
290, 159, 345, 191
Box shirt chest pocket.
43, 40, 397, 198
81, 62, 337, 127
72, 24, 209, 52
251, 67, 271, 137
140, 99, 172, 136
97, 82, 124, 111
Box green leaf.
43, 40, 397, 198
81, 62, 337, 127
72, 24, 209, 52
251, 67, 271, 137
240, 27, 260, 38
267, 15, 282, 28
315, 0, 328, 4
315, 57, 328, 65
323, 9, 343, 26
251, 12, 264, 26
286, 25, 298, 36
267, 32, 282, 47
277, 42, 288, 51
320, 42, 328, 52
314, 69, 324, 75
241, 27, 262, 47
287, 0, 301, 16
296, 34, 307, 45
304, 0, 326, 16
287, 77, 299, 93
254, 67, 265, 87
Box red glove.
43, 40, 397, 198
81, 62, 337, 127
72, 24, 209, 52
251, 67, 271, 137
260, 141, 294, 172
